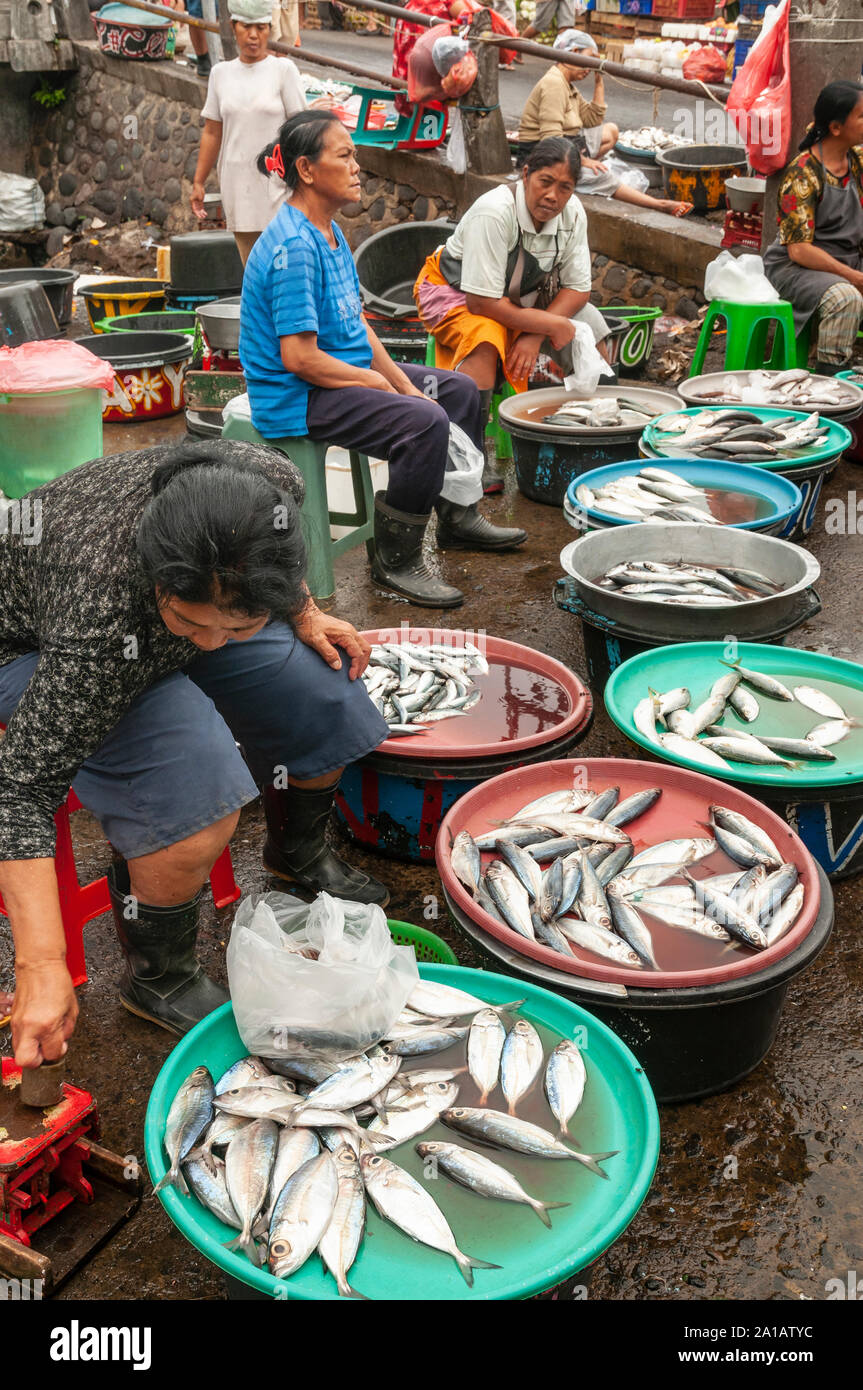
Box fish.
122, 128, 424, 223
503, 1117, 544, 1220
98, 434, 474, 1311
508, 812, 630, 845
267, 1056, 336, 1087
259, 1128, 321, 1231
215, 1057, 272, 1096
793, 686, 847, 720
688, 691, 730, 736
634, 691, 662, 744
224, 1118, 279, 1265
755, 735, 836, 761
484, 861, 535, 940
762, 883, 805, 946
268, 1152, 339, 1280
363, 640, 485, 733
385, 1025, 470, 1059
808, 717, 860, 747
498, 839, 544, 902
607, 887, 659, 968
501, 1018, 544, 1115
628, 836, 716, 870
657, 687, 692, 716
514, 789, 596, 818
683, 871, 766, 950
213, 1083, 303, 1122
720, 661, 793, 701
361, 1152, 500, 1286
187, 1111, 250, 1163
728, 685, 760, 721
155, 1066, 215, 1197
416, 1141, 569, 1227
533, 913, 578, 955
576, 848, 613, 931
367, 1081, 459, 1151
467, 1007, 506, 1105
450, 830, 481, 898
709, 807, 782, 866
606, 788, 662, 827
700, 736, 793, 766
544, 1039, 586, 1139
441, 1107, 618, 1177
540, 856, 565, 922
636, 898, 731, 941
658, 731, 732, 769
185, 1151, 241, 1231
407, 980, 524, 1020
292, 1046, 401, 1116
318, 1145, 367, 1299
557, 915, 644, 968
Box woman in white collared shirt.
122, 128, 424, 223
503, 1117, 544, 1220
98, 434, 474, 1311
415, 138, 609, 411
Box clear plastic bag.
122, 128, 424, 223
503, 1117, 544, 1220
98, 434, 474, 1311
226, 891, 419, 1064
704, 250, 779, 304
598, 154, 649, 193
563, 319, 616, 395
440, 420, 483, 505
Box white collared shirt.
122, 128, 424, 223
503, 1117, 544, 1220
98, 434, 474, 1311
442, 179, 591, 299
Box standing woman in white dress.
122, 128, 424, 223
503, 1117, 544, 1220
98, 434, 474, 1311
190, 0, 306, 264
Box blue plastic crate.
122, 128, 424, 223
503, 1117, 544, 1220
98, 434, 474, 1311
739, 0, 769, 16
620, 0, 652, 12
733, 36, 755, 75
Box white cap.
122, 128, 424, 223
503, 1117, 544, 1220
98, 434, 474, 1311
228, 0, 272, 21
554, 28, 598, 54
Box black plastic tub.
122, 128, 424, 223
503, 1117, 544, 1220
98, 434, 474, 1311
170, 231, 244, 295
444, 863, 834, 1104
553, 576, 822, 695
0, 267, 76, 325
355, 221, 455, 319
0, 280, 59, 346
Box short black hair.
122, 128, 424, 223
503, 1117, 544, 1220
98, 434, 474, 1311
800, 81, 863, 151
523, 136, 581, 185
257, 110, 345, 191
136, 442, 307, 620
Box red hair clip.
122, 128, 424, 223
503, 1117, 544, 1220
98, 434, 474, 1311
265, 145, 285, 178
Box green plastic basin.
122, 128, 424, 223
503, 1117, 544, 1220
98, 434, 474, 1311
145, 965, 659, 1301
642, 406, 852, 472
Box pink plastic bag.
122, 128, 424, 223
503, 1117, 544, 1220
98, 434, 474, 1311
682, 45, 728, 85
727, 0, 792, 176
0, 340, 115, 394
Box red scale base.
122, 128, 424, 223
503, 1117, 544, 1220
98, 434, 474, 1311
721, 210, 764, 251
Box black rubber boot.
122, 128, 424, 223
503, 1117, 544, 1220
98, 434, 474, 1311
107, 862, 227, 1036
435, 497, 527, 551
479, 390, 504, 493
815, 359, 848, 377
262, 783, 390, 907
371, 492, 463, 608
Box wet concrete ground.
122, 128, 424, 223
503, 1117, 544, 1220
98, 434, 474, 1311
1, 347, 861, 1302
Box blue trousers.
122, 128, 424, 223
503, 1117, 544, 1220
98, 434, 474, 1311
0, 623, 388, 860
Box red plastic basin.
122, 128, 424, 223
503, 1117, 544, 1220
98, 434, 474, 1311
436, 757, 821, 990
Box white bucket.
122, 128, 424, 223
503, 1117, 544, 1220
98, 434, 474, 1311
326, 447, 388, 539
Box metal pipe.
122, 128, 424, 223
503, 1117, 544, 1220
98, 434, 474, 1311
110, 0, 407, 86
480, 33, 729, 104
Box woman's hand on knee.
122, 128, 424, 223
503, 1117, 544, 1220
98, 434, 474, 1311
294, 603, 371, 679
12, 960, 77, 1068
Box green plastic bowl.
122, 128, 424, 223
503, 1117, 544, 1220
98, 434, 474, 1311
145, 966, 659, 1301
642, 406, 852, 471
387, 918, 458, 964
605, 641, 863, 791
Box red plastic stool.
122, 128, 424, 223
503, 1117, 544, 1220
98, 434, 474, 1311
0, 787, 241, 989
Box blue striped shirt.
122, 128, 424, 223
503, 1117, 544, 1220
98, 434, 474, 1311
239, 202, 372, 438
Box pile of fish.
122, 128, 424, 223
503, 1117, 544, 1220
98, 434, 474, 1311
654, 408, 830, 460
449, 781, 804, 968
592, 558, 781, 607
635, 662, 860, 769
690, 368, 858, 412
362, 639, 488, 738
157, 981, 616, 1296
542, 396, 655, 428
574, 467, 720, 524
618, 126, 686, 152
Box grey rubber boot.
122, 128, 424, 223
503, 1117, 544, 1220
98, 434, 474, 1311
107, 862, 227, 1036
371, 492, 464, 608
435, 498, 527, 551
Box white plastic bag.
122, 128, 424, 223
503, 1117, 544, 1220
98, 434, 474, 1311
601, 154, 650, 193
0, 172, 45, 233
704, 250, 779, 304
226, 891, 419, 1063
440, 420, 484, 505
563, 319, 616, 395
446, 108, 467, 176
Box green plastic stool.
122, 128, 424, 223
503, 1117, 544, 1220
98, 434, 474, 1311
424, 333, 514, 460
221, 416, 375, 604
688, 298, 799, 377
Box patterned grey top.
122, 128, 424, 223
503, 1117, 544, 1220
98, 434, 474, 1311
0, 441, 304, 861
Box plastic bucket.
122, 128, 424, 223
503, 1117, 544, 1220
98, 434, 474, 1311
553, 577, 821, 694
355, 221, 456, 319
605, 641, 863, 879
335, 627, 593, 862
0, 280, 59, 348
98, 309, 199, 339
604, 306, 663, 375
655, 143, 748, 211
0, 387, 103, 497
444, 866, 834, 1103
80, 278, 167, 331
75, 332, 193, 422
563, 457, 804, 537
145, 965, 660, 1300
0, 268, 76, 326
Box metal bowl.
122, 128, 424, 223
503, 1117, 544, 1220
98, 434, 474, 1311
679, 369, 863, 423
196, 295, 241, 352
559, 522, 821, 640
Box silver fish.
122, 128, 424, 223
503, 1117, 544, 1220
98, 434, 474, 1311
728, 685, 760, 721
683, 871, 766, 950
407, 980, 523, 1020
689, 692, 729, 736
361, 1152, 500, 1286
386, 1024, 470, 1058
513, 789, 596, 818
501, 1018, 544, 1115
700, 736, 792, 766
215, 1057, 272, 1096
416, 1141, 569, 1227
185, 1151, 241, 1230
485, 861, 535, 940
711, 672, 741, 699
595, 843, 634, 887
605, 787, 662, 827
318, 1145, 366, 1299
225, 1118, 279, 1265
634, 692, 662, 744
710, 806, 782, 865
441, 1107, 618, 1178
509, 812, 631, 845
213, 1083, 302, 1122
544, 1039, 586, 1139
758, 735, 836, 762
583, 786, 620, 820
659, 731, 731, 769
628, 837, 716, 869
793, 686, 847, 720
657, 686, 691, 716
576, 848, 613, 931
187, 1111, 250, 1163
367, 1081, 459, 1151
293, 1046, 401, 1115
259, 1127, 321, 1231
155, 1066, 215, 1197
808, 717, 860, 747
722, 662, 793, 701
763, 883, 805, 946
557, 915, 643, 968
728, 863, 767, 911
637, 898, 730, 941
450, 830, 481, 897
540, 856, 565, 922
750, 862, 799, 926
607, 887, 658, 968
267, 1056, 336, 1087
268, 1152, 339, 1280
468, 1008, 506, 1105
533, 913, 578, 955
499, 839, 544, 902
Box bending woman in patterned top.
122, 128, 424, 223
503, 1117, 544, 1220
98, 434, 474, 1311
764, 81, 863, 374
0, 441, 396, 1064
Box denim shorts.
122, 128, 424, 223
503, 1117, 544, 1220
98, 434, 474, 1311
0, 622, 387, 859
